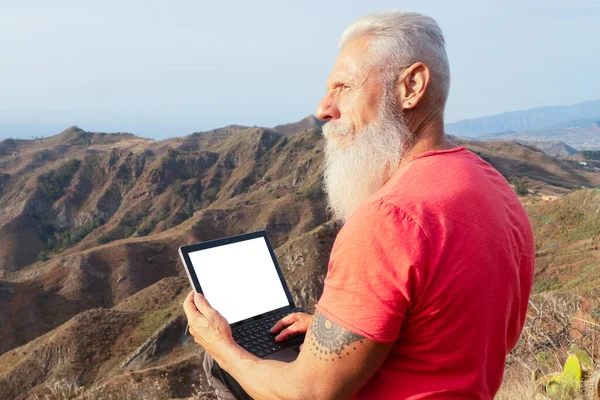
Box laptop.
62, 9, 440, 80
178, 230, 309, 361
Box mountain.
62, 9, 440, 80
0, 120, 333, 399
445, 100, 600, 137
526, 189, 600, 293
272, 115, 325, 135
515, 140, 578, 157
455, 138, 600, 192
479, 118, 600, 150
1, 120, 600, 398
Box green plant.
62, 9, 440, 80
37, 251, 49, 262
581, 150, 600, 160
561, 354, 582, 392
98, 230, 119, 245
534, 350, 593, 399
536, 351, 552, 373
533, 276, 561, 292
569, 345, 593, 372
38, 159, 81, 201
137, 219, 157, 236
40, 217, 105, 254
308, 127, 322, 142
201, 187, 219, 203
510, 176, 530, 196
304, 179, 324, 200
173, 179, 184, 197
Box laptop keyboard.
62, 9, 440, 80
232, 308, 309, 357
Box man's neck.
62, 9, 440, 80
400, 114, 456, 168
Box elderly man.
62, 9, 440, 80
183, 10, 534, 399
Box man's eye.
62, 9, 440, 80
329, 84, 350, 94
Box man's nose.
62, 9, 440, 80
316, 93, 341, 121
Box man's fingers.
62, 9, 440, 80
270, 313, 296, 333
183, 290, 214, 318
194, 292, 216, 318
183, 291, 202, 320
275, 325, 299, 342
183, 291, 208, 328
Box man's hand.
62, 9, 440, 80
270, 312, 313, 342
182, 291, 236, 358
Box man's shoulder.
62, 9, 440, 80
361, 147, 522, 230
379, 148, 506, 205
340, 198, 429, 251
347, 198, 419, 228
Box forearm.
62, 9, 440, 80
215, 344, 315, 400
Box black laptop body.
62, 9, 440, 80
179, 230, 309, 361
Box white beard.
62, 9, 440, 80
322, 96, 413, 222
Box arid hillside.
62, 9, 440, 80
1, 119, 599, 399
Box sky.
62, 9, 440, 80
0, 0, 599, 140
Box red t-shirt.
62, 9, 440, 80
316, 146, 535, 399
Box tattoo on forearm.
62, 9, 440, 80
306, 310, 365, 362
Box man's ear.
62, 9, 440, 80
396, 62, 431, 110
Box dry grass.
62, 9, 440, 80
27, 374, 217, 400
496, 362, 539, 399
497, 291, 600, 399
29, 378, 84, 400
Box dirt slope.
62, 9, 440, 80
1, 120, 600, 398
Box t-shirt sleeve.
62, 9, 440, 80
315, 200, 428, 343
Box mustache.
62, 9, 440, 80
322, 119, 353, 139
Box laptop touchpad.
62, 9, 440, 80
265, 347, 300, 362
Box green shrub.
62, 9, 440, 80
37, 251, 49, 262
510, 176, 530, 196
38, 159, 81, 201
137, 219, 157, 236
98, 231, 119, 245
304, 178, 324, 200
173, 179, 184, 197
308, 127, 322, 142
581, 150, 600, 160
534, 276, 561, 292
43, 217, 105, 253
201, 187, 219, 203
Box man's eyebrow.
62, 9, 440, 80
326, 71, 354, 89
326, 78, 352, 91
326, 69, 371, 91
326, 81, 342, 90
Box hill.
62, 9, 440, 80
445, 100, 600, 138
495, 189, 600, 399
515, 140, 578, 158
454, 138, 600, 194
272, 115, 325, 135
525, 189, 600, 293
0, 118, 335, 397
479, 118, 600, 150
1, 119, 600, 398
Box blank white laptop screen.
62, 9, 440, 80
187, 237, 290, 324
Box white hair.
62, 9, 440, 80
340, 11, 451, 113
323, 81, 413, 221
